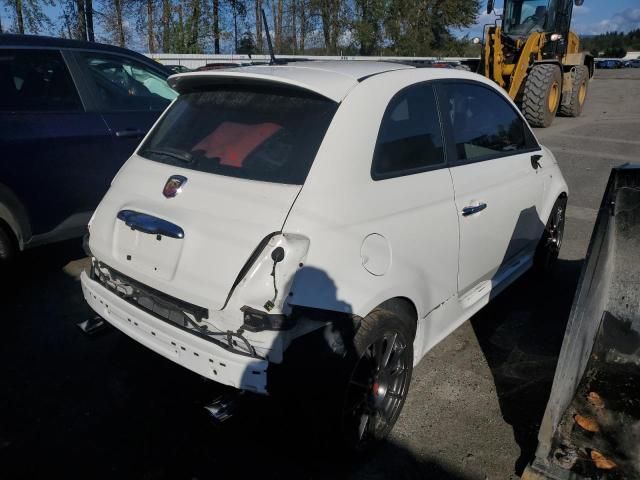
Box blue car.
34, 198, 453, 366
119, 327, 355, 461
0, 34, 177, 263
596, 59, 623, 69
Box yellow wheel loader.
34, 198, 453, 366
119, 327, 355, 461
479, 0, 594, 127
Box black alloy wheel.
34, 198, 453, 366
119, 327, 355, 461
535, 196, 567, 274
342, 312, 413, 451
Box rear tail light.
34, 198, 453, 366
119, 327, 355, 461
241, 306, 294, 332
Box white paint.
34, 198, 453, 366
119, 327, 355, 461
361, 234, 391, 276
169, 61, 413, 103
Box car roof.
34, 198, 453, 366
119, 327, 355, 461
0, 33, 164, 67
168, 60, 416, 102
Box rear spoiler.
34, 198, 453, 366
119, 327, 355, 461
167, 69, 355, 103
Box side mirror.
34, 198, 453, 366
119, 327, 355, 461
574, 0, 584, 5
487, 0, 495, 14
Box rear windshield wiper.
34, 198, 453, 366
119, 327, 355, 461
140, 147, 193, 164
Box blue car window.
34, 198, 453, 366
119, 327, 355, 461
79, 53, 176, 112
0, 49, 81, 112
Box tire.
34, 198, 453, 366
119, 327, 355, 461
0, 224, 17, 266
521, 64, 562, 128
533, 196, 567, 275
339, 308, 414, 451
559, 65, 589, 117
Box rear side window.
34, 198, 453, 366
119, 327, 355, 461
0, 50, 81, 112
372, 83, 445, 179
138, 86, 338, 185
79, 53, 176, 112
437, 82, 538, 162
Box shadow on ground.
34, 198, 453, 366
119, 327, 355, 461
0, 239, 581, 479
470, 258, 584, 475
0, 240, 474, 480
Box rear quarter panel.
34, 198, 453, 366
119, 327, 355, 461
284, 69, 462, 321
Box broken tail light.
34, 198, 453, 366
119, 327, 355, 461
240, 306, 295, 332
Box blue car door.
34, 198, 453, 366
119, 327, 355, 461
72, 51, 176, 169
0, 48, 113, 239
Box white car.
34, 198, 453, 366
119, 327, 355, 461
81, 61, 568, 449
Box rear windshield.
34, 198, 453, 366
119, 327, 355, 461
138, 85, 338, 185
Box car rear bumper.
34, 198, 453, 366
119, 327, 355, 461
80, 271, 269, 393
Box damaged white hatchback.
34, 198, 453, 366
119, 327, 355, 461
81, 61, 568, 449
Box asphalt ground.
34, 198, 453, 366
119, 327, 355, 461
1, 68, 639, 480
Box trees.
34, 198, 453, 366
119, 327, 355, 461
1, 0, 486, 57
56, 0, 95, 41
237, 29, 255, 53
2, 0, 55, 34
86, 0, 95, 41
313, 0, 343, 54
96, 0, 130, 47
581, 30, 640, 58
147, 0, 157, 53
377, 0, 479, 56
76, 0, 86, 39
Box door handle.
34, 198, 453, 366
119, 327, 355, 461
117, 210, 184, 239
531, 154, 543, 169
462, 203, 487, 216
115, 129, 146, 138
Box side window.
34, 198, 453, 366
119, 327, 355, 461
0, 50, 81, 112
438, 82, 538, 162
79, 53, 177, 112
372, 83, 445, 179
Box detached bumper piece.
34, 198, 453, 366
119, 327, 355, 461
81, 270, 268, 393
524, 165, 640, 480
91, 260, 258, 358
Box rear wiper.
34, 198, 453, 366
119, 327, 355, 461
140, 147, 193, 163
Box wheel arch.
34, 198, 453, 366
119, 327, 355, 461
0, 183, 31, 250
375, 297, 419, 337
541, 189, 568, 230
563, 52, 594, 78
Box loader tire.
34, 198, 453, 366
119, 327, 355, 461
559, 65, 589, 117
521, 64, 562, 128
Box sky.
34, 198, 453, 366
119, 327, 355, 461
459, 0, 640, 38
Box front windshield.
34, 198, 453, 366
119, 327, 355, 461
503, 0, 557, 36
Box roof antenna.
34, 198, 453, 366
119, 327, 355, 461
261, 8, 281, 65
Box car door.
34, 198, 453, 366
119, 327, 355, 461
0, 48, 113, 238
366, 82, 460, 338
72, 51, 177, 170
436, 80, 545, 297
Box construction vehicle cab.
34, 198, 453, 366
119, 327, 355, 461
481, 0, 593, 127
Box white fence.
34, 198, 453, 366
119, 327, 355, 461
145, 53, 479, 69
145, 52, 640, 70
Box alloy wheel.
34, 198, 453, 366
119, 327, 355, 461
343, 330, 411, 449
